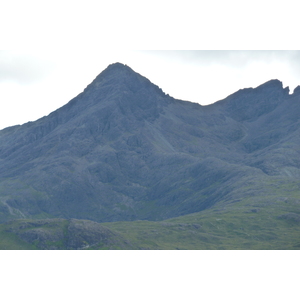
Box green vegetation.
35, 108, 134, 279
102, 201, 300, 250
0, 225, 37, 250
1, 190, 299, 250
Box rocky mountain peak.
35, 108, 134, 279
217, 78, 290, 122
1, 64, 300, 227
79, 62, 165, 104
255, 79, 290, 95
83, 63, 133, 89
94, 62, 135, 82
292, 85, 300, 95
256, 79, 283, 89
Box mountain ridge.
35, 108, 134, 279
0, 63, 300, 229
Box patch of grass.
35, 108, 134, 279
0, 225, 37, 250
1, 179, 300, 250
102, 193, 300, 250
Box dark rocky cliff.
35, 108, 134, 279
1, 63, 300, 223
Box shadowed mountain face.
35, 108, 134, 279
1, 63, 300, 223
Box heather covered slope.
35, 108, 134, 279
1, 193, 299, 249
0, 218, 134, 250
0, 63, 300, 227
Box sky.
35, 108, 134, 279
1, 0, 300, 130
1, 50, 300, 130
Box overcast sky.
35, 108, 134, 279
1, 0, 300, 130
1, 50, 300, 130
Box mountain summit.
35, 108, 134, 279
83, 62, 168, 102
0, 63, 300, 225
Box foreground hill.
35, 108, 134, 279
1, 195, 299, 249
0, 62, 300, 249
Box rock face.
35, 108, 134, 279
1, 63, 300, 223
5, 218, 131, 250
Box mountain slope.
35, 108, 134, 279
0, 63, 300, 227
0, 218, 134, 250
1, 197, 299, 250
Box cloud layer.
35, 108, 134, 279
0, 51, 54, 85
1, 50, 300, 130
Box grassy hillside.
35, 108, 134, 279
1, 181, 299, 250
103, 203, 300, 250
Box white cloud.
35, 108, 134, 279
0, 50, 54, 84
1, 50, 300, 130
133, 51, 300, 103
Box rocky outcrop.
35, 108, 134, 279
5, 218, 132, 249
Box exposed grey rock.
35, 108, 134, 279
0, 63, 300, 223
6, 218, 131, 249
293, 85, 300, 95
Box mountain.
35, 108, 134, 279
0, 62, 300, 249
